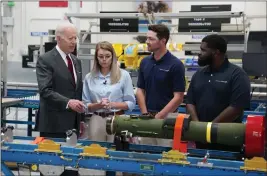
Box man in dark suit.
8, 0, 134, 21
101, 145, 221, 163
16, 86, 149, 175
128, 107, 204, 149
36, 22, 84, 176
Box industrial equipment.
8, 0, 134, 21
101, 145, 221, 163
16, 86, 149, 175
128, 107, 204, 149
113, 43, 151, 69
1, 124, 267, 175
22, 45, 40, 68
106, 113, 266, 158
242, 53, 267, 78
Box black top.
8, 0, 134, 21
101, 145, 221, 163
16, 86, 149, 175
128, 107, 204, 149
137, 50, 186, 112
186, 59, 251, 122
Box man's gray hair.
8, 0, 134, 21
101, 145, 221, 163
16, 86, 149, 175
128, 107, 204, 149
55, 21, 77, 37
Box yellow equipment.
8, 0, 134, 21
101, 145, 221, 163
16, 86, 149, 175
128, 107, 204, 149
112, 43, 151, 70
112, 43, 125, 64
112, 43, 123, 58
124, 44, 138, 69
112, 42, 187, 70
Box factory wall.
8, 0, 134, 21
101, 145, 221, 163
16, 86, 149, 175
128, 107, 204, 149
6, 1, 267, 61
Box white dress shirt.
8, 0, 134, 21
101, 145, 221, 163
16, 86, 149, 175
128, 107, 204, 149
56, 45, 77, 83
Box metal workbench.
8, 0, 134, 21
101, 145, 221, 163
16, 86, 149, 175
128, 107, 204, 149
1, 136, 267, 175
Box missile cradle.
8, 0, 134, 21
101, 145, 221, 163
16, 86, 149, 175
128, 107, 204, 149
1, 113, 266, 175
106, 113, 266, 158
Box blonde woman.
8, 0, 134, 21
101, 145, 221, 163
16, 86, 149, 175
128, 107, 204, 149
82, 41, 136, 142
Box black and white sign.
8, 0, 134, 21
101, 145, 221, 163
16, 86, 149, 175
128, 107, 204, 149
178, 4, 232, 32
100, 11, 139, 32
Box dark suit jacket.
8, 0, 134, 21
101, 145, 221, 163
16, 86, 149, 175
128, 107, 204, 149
36, 47, 83, 133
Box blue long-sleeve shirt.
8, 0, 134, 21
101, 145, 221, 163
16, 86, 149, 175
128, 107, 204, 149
82, 69, 136, 112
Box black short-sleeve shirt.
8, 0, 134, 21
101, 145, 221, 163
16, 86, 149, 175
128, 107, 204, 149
186, 59, 251, 122
137, 50, 185, 112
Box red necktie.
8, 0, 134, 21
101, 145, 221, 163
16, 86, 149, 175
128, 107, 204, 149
66, 55, 75, 86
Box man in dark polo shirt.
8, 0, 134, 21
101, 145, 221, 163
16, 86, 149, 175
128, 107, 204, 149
186, 34, 251, 152
136, 24, 185, 146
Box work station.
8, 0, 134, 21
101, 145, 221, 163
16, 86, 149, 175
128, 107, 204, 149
1, 1, 267, 175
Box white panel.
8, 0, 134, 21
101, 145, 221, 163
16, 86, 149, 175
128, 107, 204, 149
7, 1, 267, 61
101, 1, 136, 11
245, 2, 267, 30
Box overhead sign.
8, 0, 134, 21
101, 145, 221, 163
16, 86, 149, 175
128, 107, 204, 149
100, 11, 139, 32
178, 4, 232, 32
30, 32, 49, 36
179, 17, 223, 32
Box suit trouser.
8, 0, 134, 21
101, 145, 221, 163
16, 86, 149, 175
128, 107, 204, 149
40, 132, 79, 176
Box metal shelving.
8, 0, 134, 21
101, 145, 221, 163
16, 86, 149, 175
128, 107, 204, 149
182, 43, 245, 52
79, 31, 246, 36
66, 11, 247, 62
65, 12, 243, 19
78, 54, 94, 60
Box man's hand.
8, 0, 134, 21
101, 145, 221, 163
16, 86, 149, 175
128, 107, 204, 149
155, 112, 166, 119
186, 104, 199, 121
191, 116, 199, 121
68, 99, 85, 113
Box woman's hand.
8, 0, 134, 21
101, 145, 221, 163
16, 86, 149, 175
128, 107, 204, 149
104, 102, 114, 110
88, 98, 111, 112
103, 101, 115, 110
101, 98, 111, 109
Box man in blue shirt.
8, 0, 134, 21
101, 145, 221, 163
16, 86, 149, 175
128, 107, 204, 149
136, 24, 185, 146
186, 34, 251, 152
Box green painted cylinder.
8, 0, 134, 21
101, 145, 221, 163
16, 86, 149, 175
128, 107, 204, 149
106, 115, 246, 147
182, 121, 245, 146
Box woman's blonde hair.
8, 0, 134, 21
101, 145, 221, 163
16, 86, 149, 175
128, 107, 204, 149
90, 41, 121, 84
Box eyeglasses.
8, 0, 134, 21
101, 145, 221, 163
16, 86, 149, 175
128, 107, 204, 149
97, 55, 112, 60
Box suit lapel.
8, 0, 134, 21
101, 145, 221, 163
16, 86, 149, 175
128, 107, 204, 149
52, 48, 76, 87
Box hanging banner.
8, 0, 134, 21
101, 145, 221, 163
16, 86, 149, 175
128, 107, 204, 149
39, 1, 82, 8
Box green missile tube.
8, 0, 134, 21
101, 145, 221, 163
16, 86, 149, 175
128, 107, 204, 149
106, 114, 246, 147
